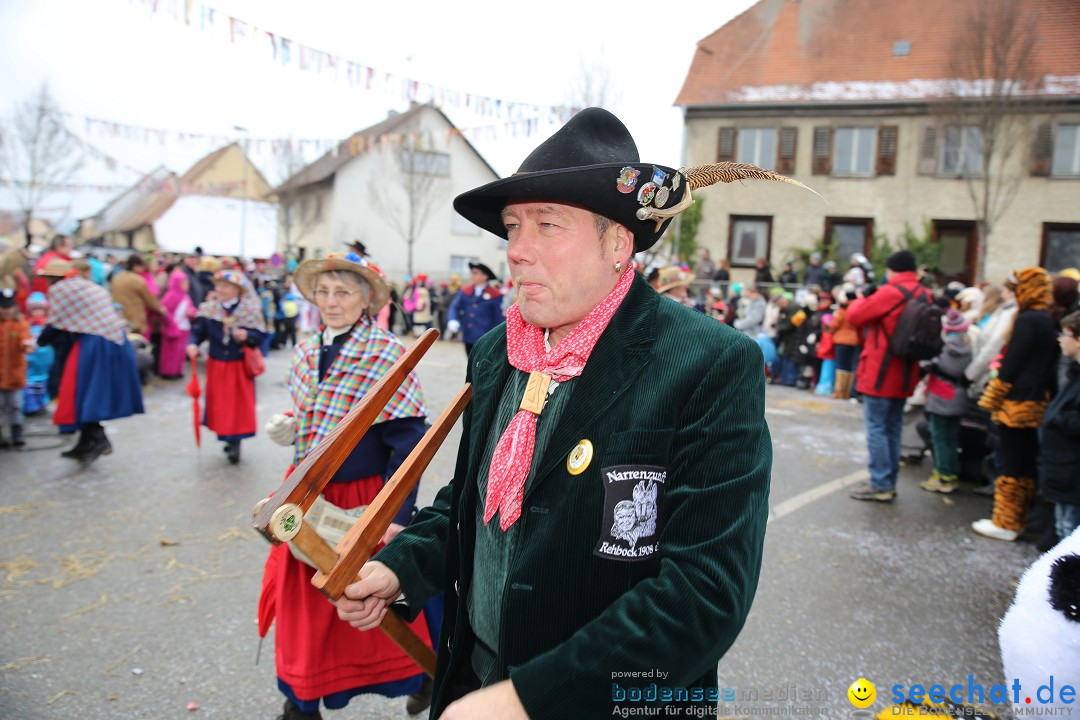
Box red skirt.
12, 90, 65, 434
257, 476, 432, 701
203, 358, 255, 438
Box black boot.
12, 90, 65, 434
11, 424, 25, 448
61, 429, 94, 458
76, 424, 112, 464
276, 698, 322, 720
0, 430, 8, 449
226, 440, 241, 464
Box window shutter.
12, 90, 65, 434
777, 127, 798, 174
1031, 123, 1053, 177
876, 126, 898, 176
717, 127, 737, 163
918, 126, 938, 175
812, 127, 832, 175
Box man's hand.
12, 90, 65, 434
233, 327, 248, 343
186, 344, 199, 360
442, 680, 528, 720
334, 561, 401, 631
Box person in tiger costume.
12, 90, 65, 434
972, 267, 1059, 542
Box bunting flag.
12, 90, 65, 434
133, 0, 576, 138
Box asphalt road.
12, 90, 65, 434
0, 336, 1041, 720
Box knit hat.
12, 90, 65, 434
942, 308, 971, 333
886, 250, 917, 273
0, 288, 14, 309
26, 292, 48, 311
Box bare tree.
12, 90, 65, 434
368, 134, 448, 277
938, 0, 1043, 280
566, 48, 622, 111
0, 84, 83, 245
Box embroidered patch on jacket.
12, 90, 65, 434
593, 465, 666, 561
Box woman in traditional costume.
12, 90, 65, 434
41, 265, 144, 463
186, 269, 267, 464
259, 252, 436, 720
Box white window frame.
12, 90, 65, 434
736, 128, 777, 170
940, 125, 983, 176
1051, 124, 1080, 177
832, 127, 876, 176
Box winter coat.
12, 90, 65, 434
845, 271, 930, 399
965, 300, 1017, 393
925, 333, 973, 416
110, 270, 163, 335
829, 305, 859, 347
1042, 361, 1080, 505
734, 295, 766, 337
0, 316, 31, 390
448, 284, 504, 345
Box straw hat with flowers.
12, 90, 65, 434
293, 252, 390, 313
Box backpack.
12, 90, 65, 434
874, 284, 943, 392
888, 286, 943, 362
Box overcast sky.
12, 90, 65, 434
0, 0, 757, 225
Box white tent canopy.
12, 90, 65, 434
153, 195, 278, 258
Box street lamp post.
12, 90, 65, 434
234, 125, 249, 262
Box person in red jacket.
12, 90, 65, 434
844, 250, 931, 501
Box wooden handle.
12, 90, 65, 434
380, 610, 437, 677
252, 329, 438, 541
312, 383, 472, 598
290, 518, 437, 677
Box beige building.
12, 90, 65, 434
275, 103, 505, 282
675, 0, 1080, 286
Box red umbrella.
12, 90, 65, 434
186, 356, 202, 448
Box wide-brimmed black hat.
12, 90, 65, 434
468, 262, 497, 281
454, 108, 688, 253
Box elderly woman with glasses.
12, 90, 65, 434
258, 252, 437, 720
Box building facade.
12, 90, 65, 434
276, 104, 505, 282
676, 0, 1080, 286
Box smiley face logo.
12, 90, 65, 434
847, 678, 876, 708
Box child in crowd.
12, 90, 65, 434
0, 289, 33, 448
23, 292, 53, 415
921, 309, 974, 494
1041, 310, 1080, 539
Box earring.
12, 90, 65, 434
615, 261, 622, 273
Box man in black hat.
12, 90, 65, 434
336, 108, 775, 719
446, 261, 503, 357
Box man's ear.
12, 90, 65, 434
613, 223, 634, 264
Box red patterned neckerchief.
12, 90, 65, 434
484, 267, 634, 530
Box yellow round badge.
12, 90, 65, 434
566, 439, 594, 475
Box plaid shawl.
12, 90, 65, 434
47, 277, 126, 344
288, 316, 427, 464
196, 284, 266, 332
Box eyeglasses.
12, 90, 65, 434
314, 289, 359, 301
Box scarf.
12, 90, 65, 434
484, 267, 633, 530
287, 316, 427, 464
47, 277, 127, 344
196, 287, 266, 332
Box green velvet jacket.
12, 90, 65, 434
377, 273, 772, 718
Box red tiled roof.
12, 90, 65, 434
675, 0, 1080, 106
